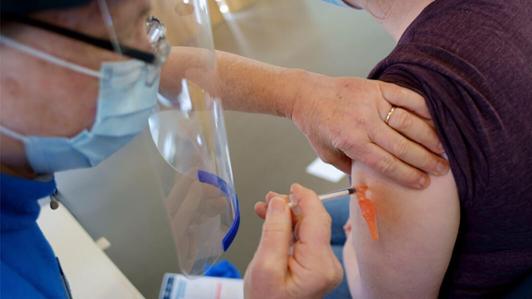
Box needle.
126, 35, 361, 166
318, 187, 356, 201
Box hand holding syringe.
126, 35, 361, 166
257, 187, 355, 215
257, 185, 379, 240
246, 184, 344, 299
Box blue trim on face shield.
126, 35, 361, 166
197, 170, 240, 252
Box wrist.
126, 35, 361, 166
289, 70, 329, 133
280, 68, 312, 120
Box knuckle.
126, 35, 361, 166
376, 155, 397, 174
326, 267, 339, 284
331, 268, 343, 286
330, 133, 345, 149
262, 223, 286, 235
421, 153, 438, 170
359, 148, 376, 167
323, 267, 342, 291
392, 139, 410, 158
390, 109, 412, 130
359, 144, 373, 159
333, 135, 358, 155
399, 86, 410, 98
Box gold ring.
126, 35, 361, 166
385, 106, 396, 125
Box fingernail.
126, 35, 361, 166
288, 193, 300, 207
265, 192, 278, 203
417, 176, 428, 189
290, 183, 302, 194
269, 197, 286, 215
289, 184, 301, 203
266, 191, 279, 198
436, 162, 448, 175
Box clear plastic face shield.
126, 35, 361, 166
122, 0, 239, 276
1, 0, 238, 277
144, 0, 240, 276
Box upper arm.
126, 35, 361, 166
345, 160, 460, 298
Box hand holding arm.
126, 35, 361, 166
161, 48, 449, 189
290, 74, 449, 188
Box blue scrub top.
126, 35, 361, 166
1, 173, 69, 299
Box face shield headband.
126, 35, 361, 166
1, 5, 170, 66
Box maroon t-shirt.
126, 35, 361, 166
368, 0, 532, 297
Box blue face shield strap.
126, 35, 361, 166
197, 170, 240, 252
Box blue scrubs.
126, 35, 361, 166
1, 173, 69, 298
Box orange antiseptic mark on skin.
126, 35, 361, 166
356, 184, 379, 240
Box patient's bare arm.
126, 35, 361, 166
345, 159, 460, 298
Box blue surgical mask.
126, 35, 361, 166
0, 36, 160, 174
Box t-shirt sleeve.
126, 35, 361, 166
369, 44, 499, 206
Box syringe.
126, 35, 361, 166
288, 187, 356, 209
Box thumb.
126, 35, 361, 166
253, 196, 292, 275
290, 184, 332, 247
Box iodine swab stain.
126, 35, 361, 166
356, 185, 379, 240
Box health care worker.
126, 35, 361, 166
0, 0, 448, 298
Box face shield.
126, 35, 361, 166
144, 0, 240, 276
92, 0, 239, 277
2, 0, 238, 277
